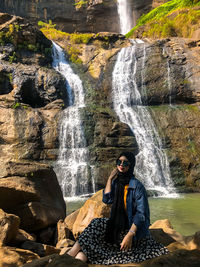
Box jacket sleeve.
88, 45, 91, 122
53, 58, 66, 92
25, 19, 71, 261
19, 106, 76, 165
102, 181, 115, 204
132, 185, 150, 228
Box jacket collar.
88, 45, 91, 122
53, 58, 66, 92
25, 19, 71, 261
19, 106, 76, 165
128, 176, 137, 189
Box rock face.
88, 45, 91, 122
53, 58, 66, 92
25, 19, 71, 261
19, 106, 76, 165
0, 246, 39, 266
71, 190, 110, 238
0, 14, 66, 232
0, 209, 20, 246
55, 35, 200, 192
0, 162, 66, 232
80, 36, 200, 191
0, 0, 155, 33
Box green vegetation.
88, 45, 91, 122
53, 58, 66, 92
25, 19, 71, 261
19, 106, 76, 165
38, 20, 93, 63
0, 24, 17, 45
9, 52, 17, 63
74, 0, 88, 8
126, 0, 200, 38
12, 102, 21, 109
38, 20, 56, 29
38, 21, 93, 44
6, 73, 13, 83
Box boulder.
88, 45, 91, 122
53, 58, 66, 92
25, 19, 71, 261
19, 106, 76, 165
23, 254, 88, 267
46, 254, 89, 267
22, 254, 58, 267
0, 209, 20, 246
14, 229, 36, 245
149, 228, 176, 247
0, 162, 66, 232
141, 249, 200, 267
0, 246, 39, 266
21, 241, 60, 257
64, 209, 80, 233
56, 239, 75, 250
56, 219, 73, 244
183, 231, 200, 250
38, 226, 56, 245
150, 219, 185, 244
72, 190, 111, 238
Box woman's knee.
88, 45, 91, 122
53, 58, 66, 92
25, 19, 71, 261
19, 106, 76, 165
75, 251, 88, 262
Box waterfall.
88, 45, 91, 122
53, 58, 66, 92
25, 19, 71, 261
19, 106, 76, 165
112, 43, 178, 197
163, 47, 174, 106
117, 0, 133, 34
52, 42, 95, 200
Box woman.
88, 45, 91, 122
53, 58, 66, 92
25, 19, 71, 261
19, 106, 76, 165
68, 151, 169, 264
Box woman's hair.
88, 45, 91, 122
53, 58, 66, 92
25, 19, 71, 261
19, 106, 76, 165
117, 151, 136, 174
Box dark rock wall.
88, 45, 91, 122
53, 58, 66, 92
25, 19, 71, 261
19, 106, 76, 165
0, 14, 67, 231
0, 0, 154, 33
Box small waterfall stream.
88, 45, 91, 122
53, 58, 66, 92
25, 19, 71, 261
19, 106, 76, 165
112, 44, 177, 197
117, 0, 133, 34
52, 42, 95, 199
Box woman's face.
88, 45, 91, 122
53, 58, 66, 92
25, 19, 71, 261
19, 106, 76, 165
116, 156, 130, 173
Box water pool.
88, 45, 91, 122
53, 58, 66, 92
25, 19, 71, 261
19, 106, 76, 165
66, 193, 200, 236
149, 193, 200, 236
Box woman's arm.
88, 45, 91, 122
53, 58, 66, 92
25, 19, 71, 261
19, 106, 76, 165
120, 223, 137, 251
121, 184, 149, 251
102, 168, 118, 204
132, 185, 150, 229
104, 168, 118, 194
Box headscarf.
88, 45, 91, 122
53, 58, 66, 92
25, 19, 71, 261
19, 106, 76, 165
105, 152, 136, 244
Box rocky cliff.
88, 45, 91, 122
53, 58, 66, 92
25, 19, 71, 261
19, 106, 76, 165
0, 13, 67, 233
49, 30, 200, 191
1, 12, 200, 195
0, 0, 155, 33
0, 9, 200, 266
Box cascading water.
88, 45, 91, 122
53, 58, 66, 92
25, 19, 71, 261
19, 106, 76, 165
52, 42, 95, 200
112, 43, 178, 197
117, 0, 133, 34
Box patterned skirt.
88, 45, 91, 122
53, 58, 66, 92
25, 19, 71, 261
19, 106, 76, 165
78, 218, 169, 265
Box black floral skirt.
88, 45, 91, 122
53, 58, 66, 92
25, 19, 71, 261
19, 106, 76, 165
78, 218, 169, 265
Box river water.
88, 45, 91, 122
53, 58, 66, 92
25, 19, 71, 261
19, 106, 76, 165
66, 193, 200, 237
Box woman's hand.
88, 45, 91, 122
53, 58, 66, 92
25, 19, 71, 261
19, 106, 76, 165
108, 168, 118, 181
104, 168, 118, 194
120, 232, 134, 251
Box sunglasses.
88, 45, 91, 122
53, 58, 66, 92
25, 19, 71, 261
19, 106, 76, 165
116, 159, 130, 167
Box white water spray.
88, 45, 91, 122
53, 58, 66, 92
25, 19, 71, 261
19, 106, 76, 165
52, 42, 95, 200
112, 44, 178, 197
117, 0, 133, 34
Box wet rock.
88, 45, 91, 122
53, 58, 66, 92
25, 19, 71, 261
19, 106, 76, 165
149, 105, 200, 190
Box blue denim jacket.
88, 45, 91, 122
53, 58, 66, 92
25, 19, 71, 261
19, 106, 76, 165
102, 176, 150, 240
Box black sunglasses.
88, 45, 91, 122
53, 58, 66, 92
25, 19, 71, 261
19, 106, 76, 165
116, 159, 130, 167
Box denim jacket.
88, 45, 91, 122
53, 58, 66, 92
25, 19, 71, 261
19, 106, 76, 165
102, 176, 150, 240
